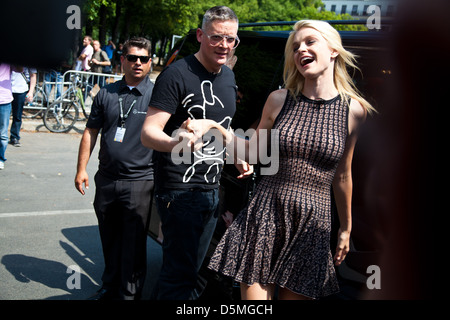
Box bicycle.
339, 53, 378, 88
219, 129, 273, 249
23, 83, 48, 119
24, 70, 65, 119
43, 74, 93, 133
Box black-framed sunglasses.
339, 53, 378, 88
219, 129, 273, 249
125, 54, 151, 63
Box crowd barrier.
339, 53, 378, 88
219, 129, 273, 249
24, 69, 123, 113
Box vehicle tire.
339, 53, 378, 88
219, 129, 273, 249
43, 100, 79, 133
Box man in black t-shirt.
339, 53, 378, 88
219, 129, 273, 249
150, 54, 236, 188
75, 37, 154, 300
141, 6, 251, 300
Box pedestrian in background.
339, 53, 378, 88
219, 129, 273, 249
0, 63, 23, 170
9, 67, 37, 147
102, 39, 115, 74
113, 43, 124, 74
102, 39, 116, 60
90, 40, 111, 74
75, 37, 154, 300
76, 36, 94, 71
90, 40, 111, 88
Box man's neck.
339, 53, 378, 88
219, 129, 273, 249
124, 76, 144, 88
194, 52, 221, 74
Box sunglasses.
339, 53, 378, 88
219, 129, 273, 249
125, 54, 151, 63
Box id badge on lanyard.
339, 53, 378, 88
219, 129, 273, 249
114, 97, 137, 143
114, 127, 126, 142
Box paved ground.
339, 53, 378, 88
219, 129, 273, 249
0, 129, 162, 300
0, 70, 165, 300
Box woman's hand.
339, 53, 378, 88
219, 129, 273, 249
333, 229, 351, 266
234, 159, 254, 179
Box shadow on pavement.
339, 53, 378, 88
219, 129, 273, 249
1, 224, 161, 300
1, 225, 103, 300
1, 253, 97, 300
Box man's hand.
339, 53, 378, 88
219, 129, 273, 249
222, 210, 234, 228
74, 170, 89, 195
174, 126, 203, 151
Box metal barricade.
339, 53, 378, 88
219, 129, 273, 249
59, 70, 122, 113
24, 69, 122, 115
23, 70, 70, 115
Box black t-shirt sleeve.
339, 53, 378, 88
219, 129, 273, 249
149, 65, 184, 114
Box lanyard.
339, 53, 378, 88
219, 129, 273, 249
118, 97, 137, 127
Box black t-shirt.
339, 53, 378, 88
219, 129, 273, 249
150, 54, 237, 189
87, 76, 154, 180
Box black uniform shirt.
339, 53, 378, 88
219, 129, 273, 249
87, 76, 154, 180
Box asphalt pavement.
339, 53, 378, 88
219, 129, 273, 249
0, 121, 162, 300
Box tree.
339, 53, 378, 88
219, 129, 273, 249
80, 0, 360, 65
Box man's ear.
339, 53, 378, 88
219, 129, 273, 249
196, 28, 203, 43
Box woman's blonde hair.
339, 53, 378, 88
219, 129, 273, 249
283, 20, 375, 114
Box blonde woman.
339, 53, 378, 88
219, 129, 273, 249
195, 19, 375, 300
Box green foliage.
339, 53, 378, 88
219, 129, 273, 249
83, 0, 114, 22
82, 0, 365, 54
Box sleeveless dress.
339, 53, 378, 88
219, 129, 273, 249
208, 91, 349, 299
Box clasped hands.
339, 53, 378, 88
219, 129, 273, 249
177, 118, 253, 179
176, 118, 211, 150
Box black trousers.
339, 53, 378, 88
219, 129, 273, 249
93, 172, 154, 300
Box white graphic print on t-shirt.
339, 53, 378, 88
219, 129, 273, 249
181, 80, 232, 183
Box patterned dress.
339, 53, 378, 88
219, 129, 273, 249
208, 91, 349, 299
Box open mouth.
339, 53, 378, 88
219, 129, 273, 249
215, 50, 228, 57
300, 56, 314, 67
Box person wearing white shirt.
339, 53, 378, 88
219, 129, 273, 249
76, 36, 94, 71
10, 67, 37, 147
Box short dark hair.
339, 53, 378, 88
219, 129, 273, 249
202, 6, 238, 29
122, 37, 151, 56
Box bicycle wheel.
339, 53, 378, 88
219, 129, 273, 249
43, 100, 79, 133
